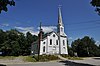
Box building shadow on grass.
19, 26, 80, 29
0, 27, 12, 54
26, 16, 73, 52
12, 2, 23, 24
59, 60, 94, 66
0, 64, 6, 66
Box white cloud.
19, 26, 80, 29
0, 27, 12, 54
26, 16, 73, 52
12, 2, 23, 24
68, 37, 73, 40
15, 26, 39, 36
39, 26, 57, 33
0, 23, 9, 27
15, 26, 57, 36
3, 23, 9, 26
95, 41, 100, 46
15, 27, 33, 31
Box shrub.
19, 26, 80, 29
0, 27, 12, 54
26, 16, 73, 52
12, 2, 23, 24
33, 55, 59, 62
61, 54, 69, 58
23, 56, 36, 62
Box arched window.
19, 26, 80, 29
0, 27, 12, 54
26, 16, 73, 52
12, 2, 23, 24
43, 46, 45, 52
56, 40, 58, 45
43, 42, 45, 44
50, 39, 52, 45
53, 34, 55, 37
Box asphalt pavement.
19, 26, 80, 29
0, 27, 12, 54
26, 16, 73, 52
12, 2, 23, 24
1, 61, 94, 66
0, 57, 100, 66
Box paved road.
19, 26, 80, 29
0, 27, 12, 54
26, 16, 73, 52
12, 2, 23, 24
69, 57, 100, 66
2, 62, 65, 66
1, 57, 100, 66
1, 61, 94, 66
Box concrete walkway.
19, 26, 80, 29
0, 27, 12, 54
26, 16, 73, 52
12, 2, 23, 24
57, 55, 68, 60
57, 55, 100, 66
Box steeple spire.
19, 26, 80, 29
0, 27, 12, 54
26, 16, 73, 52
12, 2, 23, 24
58, 5, 63, 26
57, 5, 66, 36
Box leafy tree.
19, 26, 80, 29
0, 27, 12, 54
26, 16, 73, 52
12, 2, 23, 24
68, 46, 74, 56
71, 36, 100, 57
17, 33, 28, 55
1, 29, 21, 56
98, 45, 100, 49
26, 32, 34, 55
0, 29, 38, 56
2, 40, 20, 56
33, 35, 38, 42
10, 41, 20, 56
90, 0, 100, 15
0, 29, 6, 51
71, 39, 81, 52
26, 32, 38, 55
67, 40, 74, 56
6, 29, 20, 41
26, 32, 34, 45
1, 40, 11, 56
0, 0, 15, 13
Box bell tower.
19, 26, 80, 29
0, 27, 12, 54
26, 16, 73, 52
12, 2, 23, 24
57, 6, 65, 36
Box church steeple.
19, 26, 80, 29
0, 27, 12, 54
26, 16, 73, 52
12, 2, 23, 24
58, 6, 63, 26
57, 6, 65, 36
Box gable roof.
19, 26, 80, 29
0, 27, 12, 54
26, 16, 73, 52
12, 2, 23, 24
32, 31, 67, 45
32, 31, 56, 44
42, 31, 59, 41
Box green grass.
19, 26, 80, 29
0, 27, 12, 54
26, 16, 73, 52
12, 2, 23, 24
33, 55, 59, 62
0, 56, 15, 60
60, 54, 83, 60
22, 55, 59, 62
0, 56, 36, 62
0, 55, 60, 62
67, 57, 83, 60
23, 56, 36, 62
60, 54, 70, 58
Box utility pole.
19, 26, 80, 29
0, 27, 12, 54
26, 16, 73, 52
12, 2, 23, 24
38, 22, 42, 61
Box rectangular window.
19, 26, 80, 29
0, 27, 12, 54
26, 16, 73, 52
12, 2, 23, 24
63, 40, 65, 46
56, 40, 58, 45
50, 39, 52, 45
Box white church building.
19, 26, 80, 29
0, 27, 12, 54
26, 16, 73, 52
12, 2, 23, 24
31, 7, 68, 55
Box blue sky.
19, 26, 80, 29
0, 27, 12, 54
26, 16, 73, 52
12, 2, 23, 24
0, 0, 100, 45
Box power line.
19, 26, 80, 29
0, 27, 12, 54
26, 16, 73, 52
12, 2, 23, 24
64, 19, 100, 26
66, 25, 100, 32
40, 20, 100, 32
1, 14, 100, 26
41, 19, 100, 27
1, 15, 100, 32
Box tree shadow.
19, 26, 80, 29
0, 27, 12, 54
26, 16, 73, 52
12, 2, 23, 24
59, 60, 94, 66
93, 58, 100, 60
0, 64, 6, 66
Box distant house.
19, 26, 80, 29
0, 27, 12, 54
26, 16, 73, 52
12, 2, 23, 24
31, 7, 68, 55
